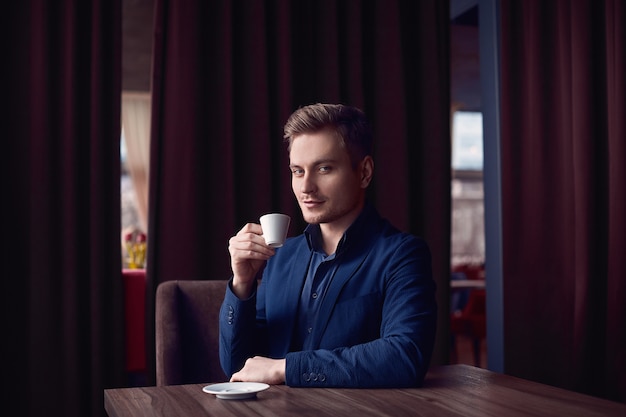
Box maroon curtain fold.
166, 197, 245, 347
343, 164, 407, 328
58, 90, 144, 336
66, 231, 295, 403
501, 0, 625, 402
146, 0, 451, 383
3, 1, 125, 416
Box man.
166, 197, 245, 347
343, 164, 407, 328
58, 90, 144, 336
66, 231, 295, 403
220, 103, 436, 387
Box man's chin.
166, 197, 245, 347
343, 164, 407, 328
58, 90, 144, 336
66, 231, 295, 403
303, 215, 323, 225
301, 211, 327, 225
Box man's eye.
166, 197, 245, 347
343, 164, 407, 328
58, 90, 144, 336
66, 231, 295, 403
291, 168, 304, 176
319, 166, 331, 173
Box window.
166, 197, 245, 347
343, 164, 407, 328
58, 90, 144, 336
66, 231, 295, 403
452, 111, 483, 171
451, 111, 485, 266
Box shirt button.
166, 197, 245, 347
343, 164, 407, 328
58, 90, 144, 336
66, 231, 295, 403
319, 374, 326, 382
307, 327, 312, 333
310, 373, 317, 381
303, 373, 311, 382
312, 292, 318, 299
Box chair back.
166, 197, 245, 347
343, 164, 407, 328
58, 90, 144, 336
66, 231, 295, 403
155, 279, 228, 385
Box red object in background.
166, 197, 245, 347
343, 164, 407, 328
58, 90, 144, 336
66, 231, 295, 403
122, 269, 146, 373
450, 288, 486, 367
452, 263, 485, 280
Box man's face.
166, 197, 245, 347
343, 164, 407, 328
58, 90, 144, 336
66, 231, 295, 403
289, 130, 370, 229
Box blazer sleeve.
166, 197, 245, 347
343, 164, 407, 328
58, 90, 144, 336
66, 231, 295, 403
218, 279, 266, 377
284, 237, 437, 388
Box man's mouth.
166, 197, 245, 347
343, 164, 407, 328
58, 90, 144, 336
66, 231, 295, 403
302, 200, 323, 208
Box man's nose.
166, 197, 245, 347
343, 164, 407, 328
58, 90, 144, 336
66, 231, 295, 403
300, 173, 316, 193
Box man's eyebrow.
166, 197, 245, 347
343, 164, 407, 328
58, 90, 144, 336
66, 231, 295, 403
289, 158, 337, 168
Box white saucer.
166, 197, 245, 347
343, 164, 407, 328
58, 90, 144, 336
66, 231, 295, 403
202, 382, 270, 400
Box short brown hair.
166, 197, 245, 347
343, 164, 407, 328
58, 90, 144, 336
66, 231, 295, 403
283, 103, 373, 168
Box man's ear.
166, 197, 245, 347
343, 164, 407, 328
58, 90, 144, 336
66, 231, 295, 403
360, 156, 374, 188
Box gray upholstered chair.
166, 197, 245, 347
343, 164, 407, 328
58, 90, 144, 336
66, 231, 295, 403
155, 279, 229, 385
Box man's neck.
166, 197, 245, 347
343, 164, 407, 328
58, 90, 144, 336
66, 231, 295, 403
318, 230, 342, 256
318, 201, 365, 255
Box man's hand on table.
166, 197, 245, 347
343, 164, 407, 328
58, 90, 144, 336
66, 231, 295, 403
230, 357, 286, 385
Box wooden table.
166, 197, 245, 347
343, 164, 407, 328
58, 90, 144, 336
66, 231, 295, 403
450, 279, 486, 289
104, 365, 626, 417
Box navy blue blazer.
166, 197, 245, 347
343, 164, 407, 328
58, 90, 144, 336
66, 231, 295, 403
219, 205, 437, 387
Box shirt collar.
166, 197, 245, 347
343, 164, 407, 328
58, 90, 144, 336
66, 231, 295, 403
303, 202, 377, 255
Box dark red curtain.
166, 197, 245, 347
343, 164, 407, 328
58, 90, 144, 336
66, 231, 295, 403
501, 0, 625, 402
3, 1, 125, 416
146, 0, 451, 382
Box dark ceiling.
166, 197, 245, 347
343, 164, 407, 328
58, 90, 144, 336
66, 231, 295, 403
122, 0, 153, 91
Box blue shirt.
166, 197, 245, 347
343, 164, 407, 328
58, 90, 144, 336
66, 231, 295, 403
292, 225, 345, 351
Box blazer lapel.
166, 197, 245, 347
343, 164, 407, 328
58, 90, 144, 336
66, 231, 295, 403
267, 241, 311, 355
280, 242, 311, 315
309, 238, 375, 348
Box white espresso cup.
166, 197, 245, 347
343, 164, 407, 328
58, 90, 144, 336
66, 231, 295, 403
259, 213, 291, 248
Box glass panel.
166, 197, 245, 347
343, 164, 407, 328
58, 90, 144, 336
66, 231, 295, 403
452, 111, 483, 171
